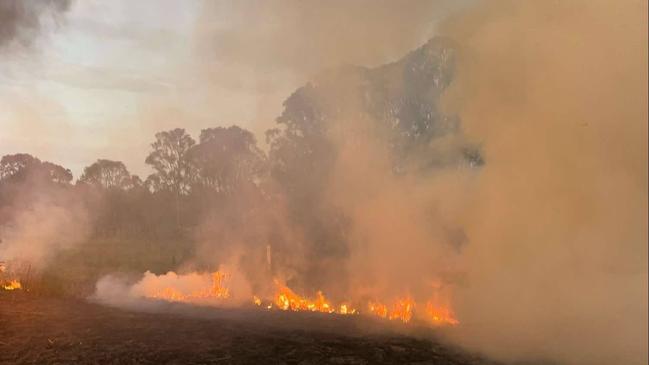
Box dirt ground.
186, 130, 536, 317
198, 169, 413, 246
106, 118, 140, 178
0, 291, 499, 365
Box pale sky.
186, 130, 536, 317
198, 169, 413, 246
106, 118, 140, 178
0, 0, 468, 178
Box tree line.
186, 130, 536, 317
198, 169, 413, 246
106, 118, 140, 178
0, 38, 482, 288
0, 125, 269, 239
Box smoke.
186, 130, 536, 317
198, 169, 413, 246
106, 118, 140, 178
171, 1, 649, 364
0, 182, 91, 269
190, 0, 473, 137
436, 1, 648, 364
0, 0, 71, 49
92, 3, 647, 364
1, 0, 470, 177
315, 102, 470, 304
93, 263, 253, 310
0, 1, 643, 364
196, 0, 469, 75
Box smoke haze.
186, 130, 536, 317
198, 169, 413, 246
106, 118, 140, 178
1, 2, 646, 365
0, 0, 470, 177
439, 1, 648, 364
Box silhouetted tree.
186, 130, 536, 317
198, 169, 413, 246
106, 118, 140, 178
0, 153, 40, 181
0, 153, 72, 184
79, 159, 140, 190
190, 126, 266, 194
145, 129, 196, 230
145, 129, 196, 195
41, 161, 74, 184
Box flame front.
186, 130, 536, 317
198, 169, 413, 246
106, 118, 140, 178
2, 279, 22, 291
425, 301, 459, 326
272, 281, 356, 315
149, 272, 230, 303
138, 271, 457, 326
368, 301, 388, 318
368, 298, 415, 323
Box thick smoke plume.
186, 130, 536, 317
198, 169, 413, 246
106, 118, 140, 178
93, 263, 253, 311
94, 3, 647, 365
1, 1, 644, 364
190, 0, 471, 137
438, 1, 648, 364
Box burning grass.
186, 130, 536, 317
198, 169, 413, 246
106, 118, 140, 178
130, 270, 458, 326
2, 279, 22, 291
0, 261, 24, 291
3, 255, 459, 328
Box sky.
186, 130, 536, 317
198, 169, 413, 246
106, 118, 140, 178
0, 0, 469, 178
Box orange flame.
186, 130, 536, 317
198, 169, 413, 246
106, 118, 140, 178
149, 272, 230, 302
253, 295, 262, 306
338, 303, 356, 315
388, 297, 415, 323
368, 297, 415, 323
2, 279, 22, 291
368, 301, 388, 318
425, 301, 459, 326
272, 281, 356, 315
138, 270, 457, 326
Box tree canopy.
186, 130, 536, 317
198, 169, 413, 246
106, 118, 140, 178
145, 128, 196, 195
79, 159, 140, 190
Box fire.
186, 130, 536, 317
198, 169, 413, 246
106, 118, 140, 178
425, 301, 459, 326
149, 272, 230, 303
273, 281, 334, 313
423, 282, 459, 326
1, 262, 23, 291
367, 297, 458, 325
388, 297, 415, 323
338, 303, 356, 315
135, 270, 457, 326
368, 301, 388, 318
272, 281, 356, 315
2, 279, 22, 291
368, 298, 415, 323
253, 295, 262, 306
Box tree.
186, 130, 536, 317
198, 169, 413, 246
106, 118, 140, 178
0, 153, 72, 185
145, 129, 196, 195
189, 126, 266, 194
78, 159, 139, 190
262, 37, 484, 291
0, 153, 39, 181
145, 129, 196, 230
41, 161, 74, 184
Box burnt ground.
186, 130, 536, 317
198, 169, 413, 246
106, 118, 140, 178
0, 291, 499, 365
